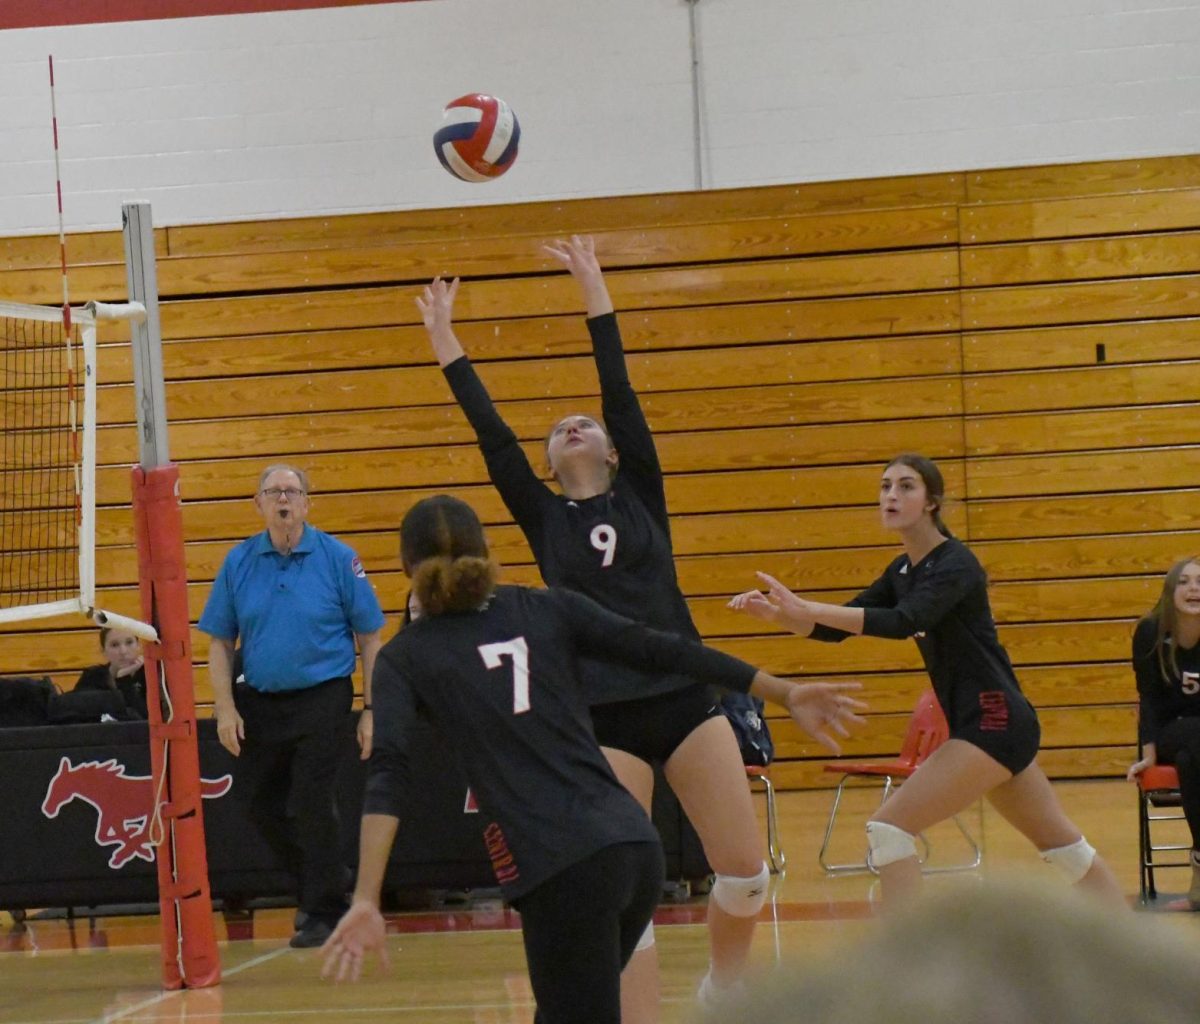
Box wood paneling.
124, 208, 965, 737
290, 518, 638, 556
6, 152, 1200, 788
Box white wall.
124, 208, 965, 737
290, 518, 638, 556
1, 0, 1198, 236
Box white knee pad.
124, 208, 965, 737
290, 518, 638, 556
711, 862, 769, 917
866, 820, 919, 869
634, 922, 655, 952
1041, 836, 1096, 883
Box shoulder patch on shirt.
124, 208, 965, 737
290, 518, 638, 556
351, 556, 367, 579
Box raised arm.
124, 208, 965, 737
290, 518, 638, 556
543, 235, 665, 515
416, 276, 553, 535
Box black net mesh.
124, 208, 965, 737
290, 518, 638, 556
0, 313, 81, 610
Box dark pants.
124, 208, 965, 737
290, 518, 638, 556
1157, 716, 1200, 850
514, 841, 664, 1024
234, 677, 353, 922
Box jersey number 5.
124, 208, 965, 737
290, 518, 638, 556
590, 524, 617, 567
1183, 670, 1200, 696
478, 637, 531, 714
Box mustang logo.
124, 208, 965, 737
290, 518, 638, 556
42, 757, 232, 869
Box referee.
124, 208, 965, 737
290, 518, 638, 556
200, 464, 384, 948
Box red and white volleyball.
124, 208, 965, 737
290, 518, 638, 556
433, 94, 520, 182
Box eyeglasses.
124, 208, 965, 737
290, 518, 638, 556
260, 487, 306, 500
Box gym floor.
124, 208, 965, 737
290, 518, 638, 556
3, 779, 1198, 1024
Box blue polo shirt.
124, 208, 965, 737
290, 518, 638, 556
198, 525, 385, 692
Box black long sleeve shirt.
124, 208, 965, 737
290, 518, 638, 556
443, 313, 701, 704
365, 585, 755, 900
1132, 615, 1200, 746
810, 538, 1027, 729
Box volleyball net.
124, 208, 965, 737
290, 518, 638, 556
0, 300, 98, 625
0, 299, 157, 639
0, 203, 221, 989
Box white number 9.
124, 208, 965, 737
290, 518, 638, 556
590, 524, 617, 567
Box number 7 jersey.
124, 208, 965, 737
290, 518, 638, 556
364, 584, 756, 900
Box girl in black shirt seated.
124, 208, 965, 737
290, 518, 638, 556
731, 454, 1125, 907
321, 495, 864, 1024
1127, 556, 1200, 908
73, 627, 148, 720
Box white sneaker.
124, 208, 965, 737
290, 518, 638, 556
696, 970, 747, 1011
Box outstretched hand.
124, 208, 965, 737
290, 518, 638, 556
729, 572, 816, 633
415, 277, 465, 366
541, 235, 613, 317
415, 276, 459, 335
542, 234, 601, 279
784, 682, 868, 755
320, 901, 389, 983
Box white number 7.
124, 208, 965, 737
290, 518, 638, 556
478, 637, 531, 714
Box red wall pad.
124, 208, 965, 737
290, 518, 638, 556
132, 464, 221, 990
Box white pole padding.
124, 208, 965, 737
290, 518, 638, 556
91, 607, 160, 643
83, 300, 147, 323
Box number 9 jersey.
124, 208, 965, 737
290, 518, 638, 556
442, 313, 702, 706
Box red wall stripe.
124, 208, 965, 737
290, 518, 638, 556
1, 1, 433, 31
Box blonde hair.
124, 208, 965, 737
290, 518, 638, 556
698, 878, 1200, 1024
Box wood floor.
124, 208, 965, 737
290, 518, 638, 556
3, 779, 1198, 1024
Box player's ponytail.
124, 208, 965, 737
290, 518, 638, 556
401, 495, 498, 616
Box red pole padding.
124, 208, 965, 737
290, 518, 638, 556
132, 464, 222, 989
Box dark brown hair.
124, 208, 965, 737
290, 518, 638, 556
1143, 556, 1200, 684
400, 495, 498, 616
886, 453, 955, 538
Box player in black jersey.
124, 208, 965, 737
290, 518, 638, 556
730, 453, 1125, 906
1127, 556, 1200, 908
417, 237, 816, 1017
320, 496, 865, 1024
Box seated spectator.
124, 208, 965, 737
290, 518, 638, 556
1127, 556, 1200, 908
73, 628, 147, 720
696, 877, 1197, 1024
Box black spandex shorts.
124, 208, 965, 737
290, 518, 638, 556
948, 687, 1041, 775
589, 683, 722, 765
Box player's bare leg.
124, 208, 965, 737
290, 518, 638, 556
986, 761, 1126, 906
869, 739, 1010, 907
665, 716, 764, 1000
602, 747, 660, 1024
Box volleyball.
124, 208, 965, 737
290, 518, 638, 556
433, 94, 520, 182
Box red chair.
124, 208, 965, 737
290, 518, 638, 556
745, 765, 785, 873
818, 689, 980, 874
1136, 764, 1188, 903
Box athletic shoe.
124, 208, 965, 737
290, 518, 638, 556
289, 917, 334, 949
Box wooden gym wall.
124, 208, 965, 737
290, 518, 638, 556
2, 152, 1198, 789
